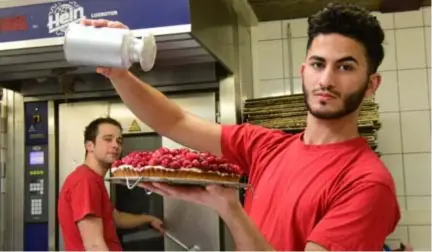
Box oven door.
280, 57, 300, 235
113, 133, 164, 251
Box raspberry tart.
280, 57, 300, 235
111, 147, 243, 183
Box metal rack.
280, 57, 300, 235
106, 176, 250, 190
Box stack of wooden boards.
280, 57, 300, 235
242, 94, 381, 156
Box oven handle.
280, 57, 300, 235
164, 231, 200, 251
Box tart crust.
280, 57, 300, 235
111, 166, 241, 183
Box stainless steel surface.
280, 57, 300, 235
219, 76, 241, 125
109, 92, 221, 250
4, 90, 25, 250
0, 1, 254, 250
0, 99, 6, 250
165, 231, 200, 251
0, 0, 259, 86
285, 23, 295, 95
165, 232, 190, 250
2, 76, 248, 250
18, 63, 218, 98
218, 76, 241, 251
0, 25, 190, 51
236, 19, 254, 102
54, 92, 222, 251
158, 92, 221, 251
1, 75, 244, 251
122, 229, 162, 243
109, 102, 155, 135
189, 0, 237, 72
0, 29, 198, 84
217, 17, 254, 247
106, 176, 249, 189
248, 0, 430, 21
64, 23, 157, 71
223, 0, 259, 26
47, 101, 56, 251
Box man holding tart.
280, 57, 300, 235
81, 2, 400, 251
111, 147, 244, 183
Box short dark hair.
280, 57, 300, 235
84, 117, 123, 145
306, 3, 385, 74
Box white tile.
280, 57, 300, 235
404, 153, 431, 196
398, 69, 429, 111
400, 210, 431, 225
381, 154, 405, 196
256, 21, 282, 40
251, 28, 261, 88
407, 196, 431, 210
282, 78, 292, 94
282, 79, 293, 95
394, 9, 424, 28
408, 226, 431, 250
257, 40, 284, 79
429, 68, 431, 102
376, 71, 399, 112
377, 112, 403, 154
282, 39, 292, 78
292, 77, 303, 94
379, 30, 397, 71
282, 18, 308, 38
372, 12, 394, 30
282, 78, 303, 95
291, 37, 308, 78
423, 7, 431, 26
398, 196, 407, 209
387, 226, 409, 244
396, 28, 426, 69
425, 27, 430, 67
400, 111, 431, 153
253, 79, 285, 98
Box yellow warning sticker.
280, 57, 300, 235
128, 119, 141, 132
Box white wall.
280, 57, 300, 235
251, 7, 431, 250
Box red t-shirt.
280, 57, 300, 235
221, 123, 400, 251
58, 165, 122, 251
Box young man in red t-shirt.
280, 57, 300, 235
80, 3, 400, 250
58, 118, 164, 251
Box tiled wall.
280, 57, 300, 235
250, 7, 431, 250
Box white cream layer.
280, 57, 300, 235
111, 164, 239, 177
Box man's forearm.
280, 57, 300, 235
219, 202, 274, 251
114, 211, 154, 229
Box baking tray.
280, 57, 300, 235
105, 176, 250, 190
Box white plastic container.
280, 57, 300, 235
63, 23, 157, 72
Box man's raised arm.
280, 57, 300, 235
82, 19, 223, 156
110, 71, 222, 156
